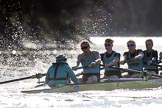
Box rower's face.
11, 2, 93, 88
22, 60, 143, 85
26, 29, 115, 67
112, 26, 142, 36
104, 42, 113, 52
127, 42, 136, 53
81, 44, 90, 52
146, 41, 153, 50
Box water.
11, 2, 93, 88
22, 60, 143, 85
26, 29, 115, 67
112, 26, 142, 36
0, 37, 162, 108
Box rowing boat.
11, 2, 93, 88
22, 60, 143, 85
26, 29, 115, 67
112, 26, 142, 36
21, 78, 162, 93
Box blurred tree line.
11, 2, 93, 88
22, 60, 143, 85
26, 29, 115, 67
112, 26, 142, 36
0, 0, 162, 49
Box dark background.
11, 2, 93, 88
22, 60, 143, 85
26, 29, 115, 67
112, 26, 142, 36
0, 0, 162, 49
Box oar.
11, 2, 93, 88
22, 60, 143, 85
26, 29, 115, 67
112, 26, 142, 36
110, 66, 162, 78
110, 67, 142, 73
100, 64, 144, 74
74, 62, 103, 70
75, 66, 87, 70
75, 66, 104, 77
74, 65, 92, 70
76, 72, 83, 77
73, 66, 88, 77
0, 73, 46, 84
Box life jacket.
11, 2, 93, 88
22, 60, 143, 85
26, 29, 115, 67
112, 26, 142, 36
81, 51, 100, 73
143, 49, 158, 70
125, 49, 143, 71
101, 51, 120, 71
48, 62, 69, 80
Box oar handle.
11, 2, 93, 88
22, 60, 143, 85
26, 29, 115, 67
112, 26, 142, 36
76, 66, 85, 70
75, 65, 104, 77
72, 66, 88, 70
34, 73, 46, 79
74, 65, 92, 70
76, 72, 83, 77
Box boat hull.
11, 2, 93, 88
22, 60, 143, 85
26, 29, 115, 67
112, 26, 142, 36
21, 78, 162, 93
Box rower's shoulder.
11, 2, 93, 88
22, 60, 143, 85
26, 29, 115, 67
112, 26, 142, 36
100, 53, 104, 56
91, 51, 100, 57
92, 50, 100, 54
152, 49, 158, 56
113, 51, 120, 55
77, 53, 83, 58
123, 51, 129, 56
136, 49, 143, 52
152, 49, 158, 53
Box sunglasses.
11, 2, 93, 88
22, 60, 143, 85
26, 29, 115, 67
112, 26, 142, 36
127, 44, 135, 47
146, 44, 152, 46
81, 46, 88, 50
104, 43, 112, 46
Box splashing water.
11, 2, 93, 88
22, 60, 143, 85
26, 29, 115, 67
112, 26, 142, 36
0, 36, 162, 108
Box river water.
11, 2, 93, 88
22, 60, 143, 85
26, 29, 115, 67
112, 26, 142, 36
0, 37, 162, 108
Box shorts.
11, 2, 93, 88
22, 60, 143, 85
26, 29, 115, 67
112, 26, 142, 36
82, 73, 100, 82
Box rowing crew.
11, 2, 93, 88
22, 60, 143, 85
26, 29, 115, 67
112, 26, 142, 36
44, 38, 161, 88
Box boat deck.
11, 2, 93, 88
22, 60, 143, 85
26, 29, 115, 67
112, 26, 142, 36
21, 78, 162, 93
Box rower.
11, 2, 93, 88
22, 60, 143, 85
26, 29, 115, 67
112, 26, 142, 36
143, 39, 158, 75
159, 52, 162, 75
120, 40, 144, 78
100, 38, 121, 79
72, 41, 101, 83
45, 55, 79, 87
159, 52, 162, 62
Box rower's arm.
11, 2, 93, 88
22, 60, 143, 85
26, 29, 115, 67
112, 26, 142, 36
110, 53, 120, 66
76, 54, 82, 67
152, 50, 158, 63
105, 53, 120, 67
120, 52, 127, 64
135, 51, 144, 60
94, 51, 101, 64
66, 66, 79, 84
72, 54, 82, 70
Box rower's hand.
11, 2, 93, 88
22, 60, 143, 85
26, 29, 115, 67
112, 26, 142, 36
89, 62, 96, 67
72, 66, 78, 71
104, 63, 111, 67
134, 56, 138, 60
120, 60, 125, 65
36, 73, 43, 79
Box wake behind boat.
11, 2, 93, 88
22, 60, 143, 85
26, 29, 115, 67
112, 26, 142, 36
21, 78, 162, 93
